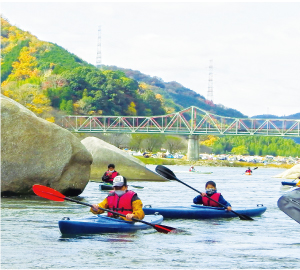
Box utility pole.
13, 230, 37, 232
207, 59, 213, 102
96, 25, 102, 69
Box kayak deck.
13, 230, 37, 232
58, 214, 163, 235
143, 204, 267, 219
281, 181, 297, 186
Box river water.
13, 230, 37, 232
1, 165, 299, 269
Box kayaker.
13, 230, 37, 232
193, 181, 232, 211
102, 164, 119, 183
91, 175, 145, 221
245, 167, 252, 174
189, 166, 196, 172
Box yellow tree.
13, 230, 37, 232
2, 82, 54, 121
7, 46, 39, 82
126, 101, 137, 115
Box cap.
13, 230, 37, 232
205, 181, 216, 188
113, 175, 126, 187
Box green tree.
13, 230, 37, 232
231, 145, 249, 155
65, 100, 74, 114
129, 134, 147, 151
142, 134, 165, 152
163, 136, 186, 154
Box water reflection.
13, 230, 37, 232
59, 234, 134, 243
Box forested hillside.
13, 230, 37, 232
205, 135, 300, 157
103, 65, 247, 118
1, 18, 165, 121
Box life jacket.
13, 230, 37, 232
107, 190, 136, 217
105, 171, 118, 182
202, 193, 221, 207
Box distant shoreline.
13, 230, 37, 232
135, 156, 293, 169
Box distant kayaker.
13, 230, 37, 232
189, 166, 196, 172
193, 181, 232, 211
102, 164, 119, 183
91, 175, 145, 221
245, 167, 252, 174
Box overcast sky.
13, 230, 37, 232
2, 1, 300, 117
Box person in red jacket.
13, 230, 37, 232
102, 164, 119, 183
193, 181, 232, 211
245, 167, 252, 174
91, 175, 145, 221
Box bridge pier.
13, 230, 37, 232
187, 135, 199, 161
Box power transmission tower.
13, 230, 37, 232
207, 59, 213, 102
96, 25, 102, 69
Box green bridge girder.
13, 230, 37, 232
60, 106, 300, 137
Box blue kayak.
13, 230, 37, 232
58, 214, 163, 234
99, 182, 113, 190
281, 181, 297, 186
143, 204, 267, 219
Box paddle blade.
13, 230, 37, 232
278, 188, 300, 224
233, 211, 254, 221
153, 224, 178, 234
155, 165, 178, 181
32, 185, 65, 202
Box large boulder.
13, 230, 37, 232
81, 136, 168, 181
274, 164, 300, 179
1, 95, 93, 196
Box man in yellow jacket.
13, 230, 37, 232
91, 175, 145, 221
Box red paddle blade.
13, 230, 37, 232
153, 224, 178, 234
32, 185, 65, 201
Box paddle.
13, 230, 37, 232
277, 187, 300, 224
155, 165, 254, 221
32, 184, 176, 234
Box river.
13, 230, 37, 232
1, 165, 299, 269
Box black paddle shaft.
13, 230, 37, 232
64, 197, 154, 226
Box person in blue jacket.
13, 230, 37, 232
193, 180, 232, 211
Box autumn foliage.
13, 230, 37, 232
1, 17, 165, 121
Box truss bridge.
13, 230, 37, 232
60, 106, 300, 160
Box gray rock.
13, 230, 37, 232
81, 136, 168, 181
1, 95, 93, 196
273, 164, 300, 179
